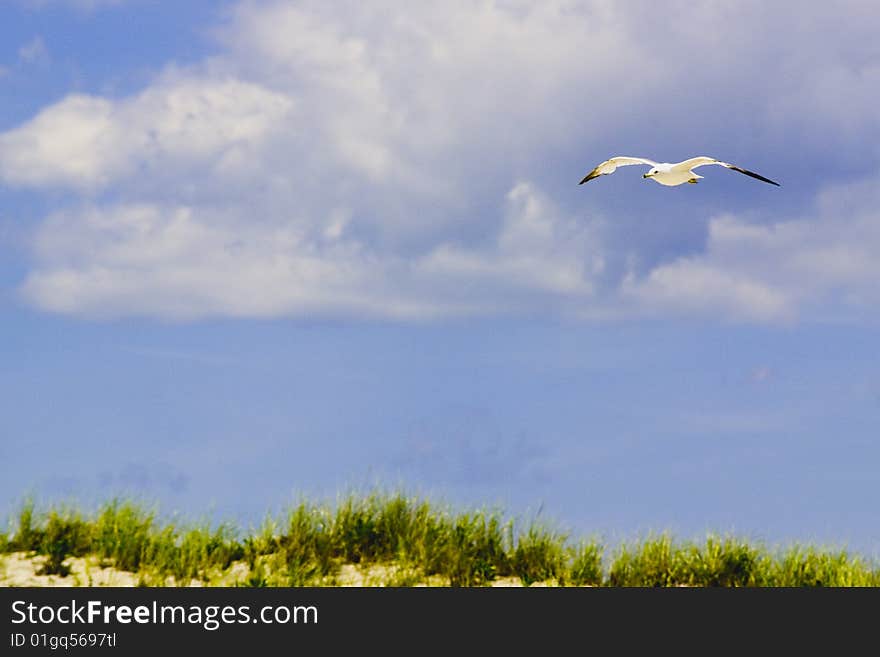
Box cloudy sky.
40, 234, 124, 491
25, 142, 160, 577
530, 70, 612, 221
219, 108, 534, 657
2, 0, 879, 554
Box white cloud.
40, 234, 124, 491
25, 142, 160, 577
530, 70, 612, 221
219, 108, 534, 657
418, 183, 603, 308
0, 75, 293, 190
1, 95, 116, 188
22, 184, 605, 320
624, 257, 794, 323
23, 203, 394, 320
623, 172, 880, 322
3, 1, 880, 323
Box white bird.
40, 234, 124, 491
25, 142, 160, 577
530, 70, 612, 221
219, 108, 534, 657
578, 156, 780, 187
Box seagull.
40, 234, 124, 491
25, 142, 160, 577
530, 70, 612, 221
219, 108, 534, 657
578, 156, 780, 187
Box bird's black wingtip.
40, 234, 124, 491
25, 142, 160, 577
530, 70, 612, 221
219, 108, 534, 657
578, 171, 600, 185
729, 165, 780, 187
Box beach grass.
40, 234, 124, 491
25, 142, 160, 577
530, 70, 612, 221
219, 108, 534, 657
2, 492, 878, 587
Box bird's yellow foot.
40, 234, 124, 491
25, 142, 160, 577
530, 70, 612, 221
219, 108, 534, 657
688, 178, 698, 184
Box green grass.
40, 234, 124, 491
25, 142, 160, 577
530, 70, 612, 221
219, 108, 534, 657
2, 492, 878, 586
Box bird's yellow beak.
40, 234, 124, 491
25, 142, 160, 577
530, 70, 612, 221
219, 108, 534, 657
643, 173, 650, 178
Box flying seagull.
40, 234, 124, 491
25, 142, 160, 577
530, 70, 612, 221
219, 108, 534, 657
578, 156, 780, 187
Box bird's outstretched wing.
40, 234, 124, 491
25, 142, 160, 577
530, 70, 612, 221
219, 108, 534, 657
578, 156, 657, 184
673, 157, 780, 186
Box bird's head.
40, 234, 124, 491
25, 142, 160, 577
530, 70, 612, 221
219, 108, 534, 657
643, 168, 658, 179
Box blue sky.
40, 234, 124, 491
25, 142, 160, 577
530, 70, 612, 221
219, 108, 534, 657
2, 1, 880, 555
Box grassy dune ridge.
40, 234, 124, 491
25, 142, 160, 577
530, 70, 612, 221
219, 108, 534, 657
1, 492, 877, 587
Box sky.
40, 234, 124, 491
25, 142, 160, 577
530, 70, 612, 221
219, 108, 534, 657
2, 0, 880, 555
